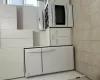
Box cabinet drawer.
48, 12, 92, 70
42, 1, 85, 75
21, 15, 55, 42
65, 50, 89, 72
50, 37, 72, 46
57, 28, 72, 37
25, 48, 42, 53
57, 37, 72, 45
50, 28, 72, 37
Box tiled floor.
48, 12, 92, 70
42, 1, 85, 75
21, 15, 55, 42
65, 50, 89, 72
13, 71, 87, 80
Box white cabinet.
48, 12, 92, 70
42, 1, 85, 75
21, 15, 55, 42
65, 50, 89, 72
25, 48, 42, 77
0, 48, 24, 79
42, 46, 74, 74
39, 28, 72, 46
50, 28, 72, 46
25, 46, 74, 77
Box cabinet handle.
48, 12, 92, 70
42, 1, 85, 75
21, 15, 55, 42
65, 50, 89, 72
42, 49, 55, 53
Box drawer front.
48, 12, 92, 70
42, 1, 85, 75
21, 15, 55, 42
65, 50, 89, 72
25, 48, 42, 77
42, 46, 74, 74
50, 28, 72, 37
25, 48, 42, 54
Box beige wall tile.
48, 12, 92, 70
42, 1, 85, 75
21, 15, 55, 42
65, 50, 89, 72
85, 64, 94, 79
79, 30, 84, 40
81, 4, 90, 16
81, 6, 91, 30
92, 67, 100, 80
72, 0, 100, 79
81, 0, 90, 6
90, 12, 100, 27
84, 29, 92, 40
75, 51, 85, 62
92, 27, 100, 40
75, 60, 87, 75
92, 41, 100, 54
84, 41, 92, 52
84, 52, 94, 65
78, 41, 84, 52
93, 53, 100, 68
75, 60, 81, 72
82, 16, 91, 30
89, 0, 100, 15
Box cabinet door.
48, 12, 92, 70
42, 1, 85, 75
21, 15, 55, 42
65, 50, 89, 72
23, 6, 39, 31
25, 48, 42, 77
50, 29, 58, 45
42, 46, 74, 74
50, 28, 72, 45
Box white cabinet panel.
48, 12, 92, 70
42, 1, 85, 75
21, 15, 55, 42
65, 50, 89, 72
0, 5, 17, 17
40, 30, 50, 46
42, 46, 74, 74
22, 6, 39, 31
1, 39, 33, 48
50, 28, 72, 37
0, 48, 24, 79
56, 37, 72, 45
50, 28, 72, 46
0, 18, 17, 30
0, 30, 34, 39
25, 48, 42, 77
50, 37, 72, 46
50, 38, 57, 46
